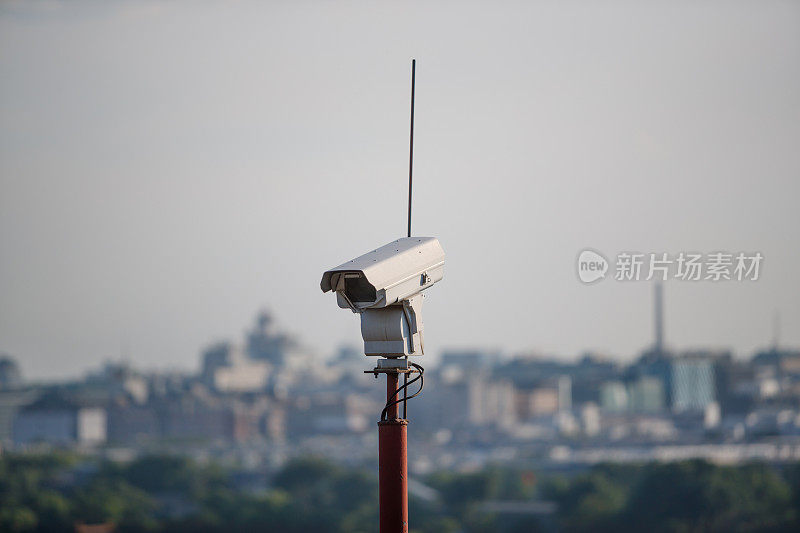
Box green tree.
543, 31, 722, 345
623, 460, 794, 532
72, 479, 157, 531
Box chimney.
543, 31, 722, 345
655, 282, 664, 355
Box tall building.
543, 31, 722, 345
670, 354, 717, 412
247, 311, 296, 367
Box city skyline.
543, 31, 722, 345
2, 282, 793, 383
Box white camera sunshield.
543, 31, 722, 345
320, 237, 444, 310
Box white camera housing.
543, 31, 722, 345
321, 237, 444, 356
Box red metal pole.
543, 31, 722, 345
379, 372, 408, 533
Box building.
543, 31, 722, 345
106, 399, 159, 445
513, 377, 570, 419
628, 377, 665, 413
600, 381, 628, 413
753, 348, 800, 377
0, 354, 22, 389
0, 389, 37, 445
13, 393, 106, 446
247, 311, 304, 368
85, 362, 149, 404
671, 354, 718, 412
201, 342, 270, 393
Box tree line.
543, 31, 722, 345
1, 452, 799, 532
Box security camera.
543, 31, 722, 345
321, 237, 445, 356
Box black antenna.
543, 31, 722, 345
404, 59, 416, 417
407, 59, 415, 238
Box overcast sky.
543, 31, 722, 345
1, 0, 799, 380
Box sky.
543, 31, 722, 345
1, 0, 799, 380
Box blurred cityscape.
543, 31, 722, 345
2, 283, 799, 475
